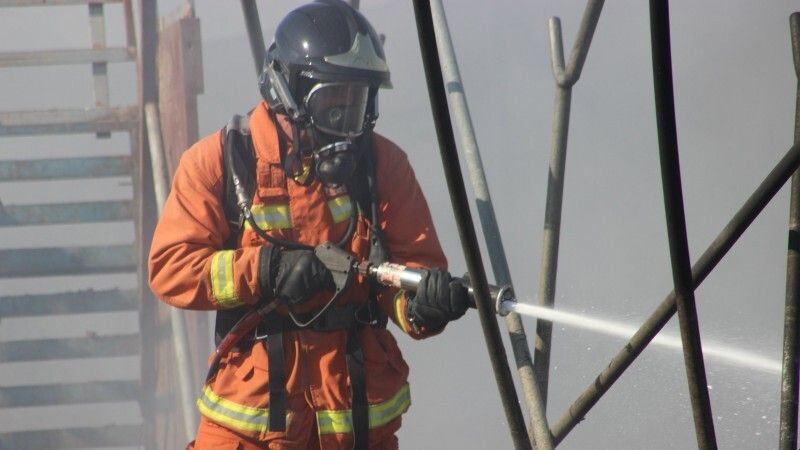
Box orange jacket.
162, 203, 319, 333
148, 102, 447, 446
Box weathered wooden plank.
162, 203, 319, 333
158, 10, 203, 178
0, 245, 135, 277
0, 156, 131, 181
0, 106, 138, 136
0, 424, 143, 450
0, 47, 133, 68
0, 288, 137, 317
0, 334, 139, 362
0, 380, 139, 407
0, 200, 133, 226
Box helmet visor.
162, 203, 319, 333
305, 83, 370, 137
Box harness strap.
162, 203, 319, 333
261, 308, 373, 443
222, 115, 256, 246
267, 332, 288, 432
346, 325, 369, 450
253, 304, 362, 337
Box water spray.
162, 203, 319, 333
363, 261, 781, 375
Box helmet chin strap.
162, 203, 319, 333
282, 121, 315, 186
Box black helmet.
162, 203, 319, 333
259, 0, 390, 135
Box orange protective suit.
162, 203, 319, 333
148, 102, 447, 449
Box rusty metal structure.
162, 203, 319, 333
0, 1, 799, 449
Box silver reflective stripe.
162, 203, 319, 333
324, 32, 389, 72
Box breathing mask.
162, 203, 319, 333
266, 78, 371, 187
304, 82, 370, 185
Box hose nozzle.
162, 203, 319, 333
466, 283, 515, 316
363, 262, 515, 314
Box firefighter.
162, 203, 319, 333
148, 0, 470, 448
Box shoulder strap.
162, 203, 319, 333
221, 114, 256, 249
216, 114, 257, 345
349, 131, 390, 327
361, 131, 390, 266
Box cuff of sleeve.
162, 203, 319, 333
393, 290, 413, 334
258, 245, 278, 300
396, 290, 445, 339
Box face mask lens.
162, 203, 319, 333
328, 107, 344, 127
306, 83, 369, 137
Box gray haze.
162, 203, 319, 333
1, 1, 799, 449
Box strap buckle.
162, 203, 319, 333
253, 326, 270, 341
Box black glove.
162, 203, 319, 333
260, 247, 334, 306
406, 268, 469, 331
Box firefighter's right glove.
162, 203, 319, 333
406, 268, 470, 332
261, 247, 335, 306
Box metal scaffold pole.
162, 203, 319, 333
428, 1, 553, 447
241, 0, 266, 76
535, 0, 604, 410
649, 1, 717, 447
411, 1, 531, 449
138, 0, 197, 441
779, 11, 800, 450
144, 102, 198, 440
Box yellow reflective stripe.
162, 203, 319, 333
327, 195, 353, 224
245, 204, 292, 230
393, 290, 412, 333
316, 383, 411, 435
209, 251, 241, 308
316, 409, 352, 435
196, 385, 271, 434
368, 383, 411, 428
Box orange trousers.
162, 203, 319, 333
188, 415, 400, 450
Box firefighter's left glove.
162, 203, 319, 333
406, 268, 469, 332
259, 246, 334, 306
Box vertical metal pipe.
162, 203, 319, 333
779, 12, 800, 450
535, 19, 571, 409
137, 2, 159, 447
552, 143, 800, 444
139, 0, 196, 443
428, 2, 552, 448
411, 2, 531, 449
349, 0, 360, 10
535, 0, 604, 410
649, 2, 717, 448
144, 102, 198, 440
240, 0, 266, 76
